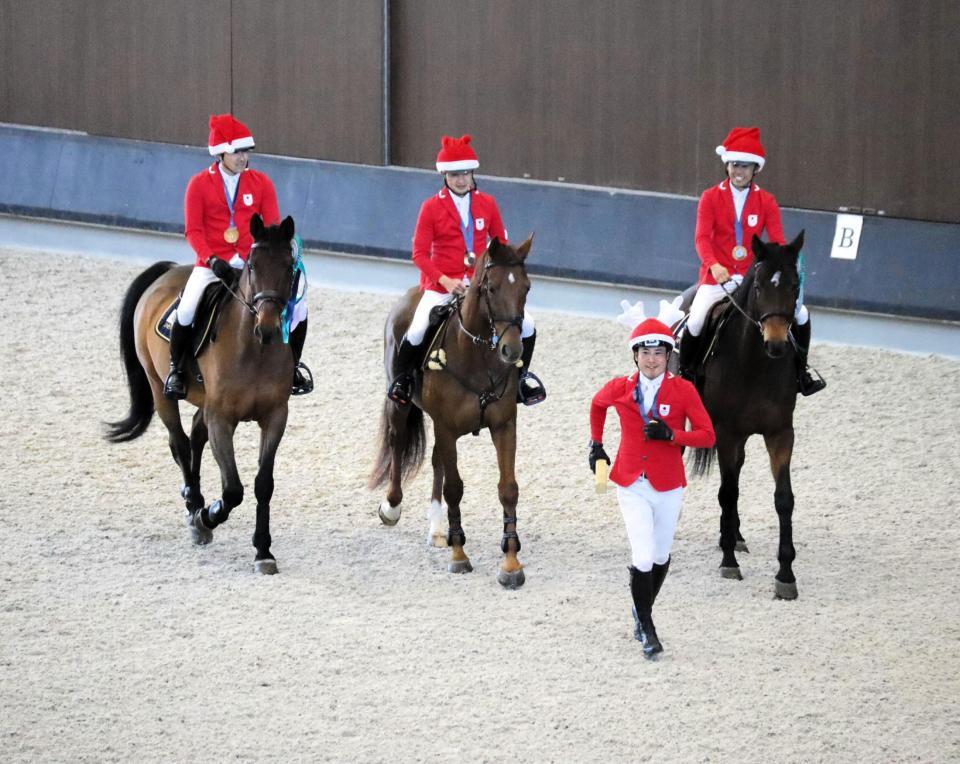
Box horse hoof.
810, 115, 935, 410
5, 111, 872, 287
189, 513, 213, 545
497, 568, 525, 590
254, 558, 278, 575
736, 540, 749, 553
447, 559, 473, 574
720, 566, 743, 580
378, 500, 402, 526
774, 579, 798, 600
428, 532, 448, 548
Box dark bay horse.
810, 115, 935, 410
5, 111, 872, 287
690, 231, 808, 599
370, 237, 533, 589
105, 215, 300, 574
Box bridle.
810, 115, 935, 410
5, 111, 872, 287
720, 263, 798, 335
217, 241, 294, 319
455, 258, 525, 350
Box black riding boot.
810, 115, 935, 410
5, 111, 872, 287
163, 321, 192, 400
517, 331, 546, 405
651, 556, 671, 604
387, 338, 420, 405
678, 330, 702, 382
629, 565, 663, 657
794, 321, 826, 396
289, 319, 313, 396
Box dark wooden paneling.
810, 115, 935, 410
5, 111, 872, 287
0, 1, 231, 145
232, 0, 383, 164
391, 0, 701, 195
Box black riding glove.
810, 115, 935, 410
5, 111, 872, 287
208, 257, 232, 280
644, 419, 674, 441
588, 441, 611, 473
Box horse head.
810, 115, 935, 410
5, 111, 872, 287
245, 214, 296, 345
750, 231, 804, 358
468, 235, 533, 366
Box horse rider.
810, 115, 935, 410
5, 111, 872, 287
679, 126, 826, 396
164, 113, 311, 399
386, 134, 545, 407
589, 306, 715, 657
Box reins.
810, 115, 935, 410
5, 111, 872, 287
216, 240, 295, 319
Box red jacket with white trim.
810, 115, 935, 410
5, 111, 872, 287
184, 163, 280, 267
412, 188, 507, 293
590, 371, 715, 491
694, 180, 785, 285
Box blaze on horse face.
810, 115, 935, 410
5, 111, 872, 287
248, 214, 296, 345
481, 236, 533, 366
751, 231, 804, 359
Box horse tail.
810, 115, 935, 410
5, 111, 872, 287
104, 261, 178, 443
689, 446, 716, 478
368, 399, 426, 490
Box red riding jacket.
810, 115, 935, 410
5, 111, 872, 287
590, 371, 715, 491
184, 163, 280, 267
412, 187, 507, 293
694, 180, 785, 286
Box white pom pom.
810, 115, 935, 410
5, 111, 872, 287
716, 144, 726, 157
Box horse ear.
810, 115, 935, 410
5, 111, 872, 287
789, 229, 805, 254
515, 233, 534, 261
751, 234, 766, 261
488, 236, 501, 258
280, 215, 295, 241
250, 213, 264, 240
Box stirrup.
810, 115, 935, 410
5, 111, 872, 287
517, 371, 546, 406
387, 375, 413, 405
163, 369, 187, 401
799, 368, 826, 397
427, 348, 447, 371
291, 362, 314, 396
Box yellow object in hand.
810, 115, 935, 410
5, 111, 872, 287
594, 459, 608, 494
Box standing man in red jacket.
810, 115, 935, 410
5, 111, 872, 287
589, 309, 715, 658
387, 134, 544, 406
679, 126, 825, 395
164, 114, 310, 399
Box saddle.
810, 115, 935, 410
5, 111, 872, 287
154, 281, 231, 358
421, 301, 458, 372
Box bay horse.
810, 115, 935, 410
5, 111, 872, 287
105, 215, 300, 574
369, 236, 533, 589
690, 231, 808, 599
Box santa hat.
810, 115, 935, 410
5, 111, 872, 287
617, 297, 683, 349
436, 134, 480, 172
715, 126, 766, 170
208, 114, 255, 156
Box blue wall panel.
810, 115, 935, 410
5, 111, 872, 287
2, 126, 957, 321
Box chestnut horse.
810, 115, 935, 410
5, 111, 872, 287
690, 231, 809, 599
370, 237, 533, 589
105, 215, 300, 574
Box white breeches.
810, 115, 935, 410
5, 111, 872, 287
617, 477, 684, 572
405, 288, 535, 346
175, 263, 307, 330
686, 276, 808, 337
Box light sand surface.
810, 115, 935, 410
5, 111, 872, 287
1, 248, 958, 762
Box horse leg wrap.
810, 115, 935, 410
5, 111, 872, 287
446, 528, 466, 548
501, 530, 521, 554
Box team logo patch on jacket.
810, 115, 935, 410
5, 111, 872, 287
659, 403, 671, 416
476, 218, 485, 230
748, 213, 758, 226
243, 193, 253, 206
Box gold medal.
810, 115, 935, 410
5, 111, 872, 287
464, 251, 476, 268
223, 227, 239, 244
732, 245, 748, 261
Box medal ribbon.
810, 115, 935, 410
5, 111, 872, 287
734, 187, 751, 248
221, 172, 241, 231
457, 195, 475, 258
633, 377, 661, 426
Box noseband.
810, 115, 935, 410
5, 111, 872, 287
456, 259, 524, 350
